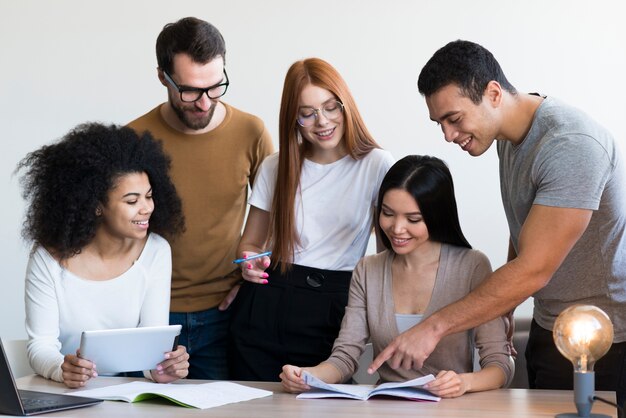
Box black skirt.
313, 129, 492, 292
229, 263, 352, 381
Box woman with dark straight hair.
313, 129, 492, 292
229, 58, 394, 381
375, 155, 470, 249
281, 155, 514, 398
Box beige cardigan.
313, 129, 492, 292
326, 244, 514, 386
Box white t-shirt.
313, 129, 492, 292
250, 148, 394, 271
25, 233, 172, 382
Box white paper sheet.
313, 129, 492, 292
73, 381, 272, 409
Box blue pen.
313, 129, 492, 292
232, 251, 272, 264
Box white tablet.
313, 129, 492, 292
79, 325, 182, 374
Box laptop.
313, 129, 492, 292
0, 339, 102, 415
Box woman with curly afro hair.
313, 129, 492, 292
17, 122, 188, 388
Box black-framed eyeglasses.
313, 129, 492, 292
296, 100, 344, 127
163, 69, 229, 102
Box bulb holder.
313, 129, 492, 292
555, 371, 611, 418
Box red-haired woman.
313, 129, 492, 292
229, 58, 394, 381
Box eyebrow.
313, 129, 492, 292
430, 110, 459, 123
381, 204, 421, 216
298, 98, 337, 108
178, 75, 226, 91
122, 188, 152, 198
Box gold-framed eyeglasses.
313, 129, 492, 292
296, 100, 344, 127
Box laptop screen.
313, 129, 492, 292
0, 339, 102, 416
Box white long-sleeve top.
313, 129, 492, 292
25, 233, 172, 383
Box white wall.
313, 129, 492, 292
1, 0, 625, 338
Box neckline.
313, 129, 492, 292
512, 95, 550, 151
303, 153, 351, 168
156, 101, 231, 138
42, 234, 154, 283
386, 244, 447, 319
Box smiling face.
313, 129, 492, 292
297, 84, 346, 163
425, 84, 501, 157
99, 172, 154, 241
161, 53, 225, 132
379, 188, 431, 255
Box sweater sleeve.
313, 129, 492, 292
470, 252, 515, 387
24, 248, 65, 383
249, 125, 274, 187
325, 259, 371, 382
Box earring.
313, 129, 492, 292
95, 207, 102, 216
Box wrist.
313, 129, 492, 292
460, 373, 472, 393
422, 313, 448, 341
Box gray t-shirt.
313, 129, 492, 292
497, 96, 626, 341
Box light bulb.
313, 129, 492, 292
553, 305, 614, 418
553, 305, 613, 372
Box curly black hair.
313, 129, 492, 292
17, 122, 185, 259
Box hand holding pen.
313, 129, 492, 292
233, 251, 272, 284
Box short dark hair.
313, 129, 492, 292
376, 155, 471, 250
417, 40, 517, 104
17, 123, 185, 259
156, 17, 226, 74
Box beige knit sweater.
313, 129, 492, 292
326, 245, 514, 387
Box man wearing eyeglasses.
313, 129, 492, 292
128, 17, 274, 380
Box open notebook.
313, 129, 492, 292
73, 380, 272, 409
297, 372, 440, 401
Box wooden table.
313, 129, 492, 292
12, 375, 617, 417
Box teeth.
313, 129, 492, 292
392, 238, 409, 244
317, 128, 334, 136
132, 220, 149, 225
459, 137, 471, 148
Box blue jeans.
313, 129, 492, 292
170, 307, 231, 380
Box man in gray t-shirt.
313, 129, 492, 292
368, 40, 626, 410
498, 96, 626, 334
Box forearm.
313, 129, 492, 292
238, 206, 270, 255
308, 362, 343, 384
430, 205, 592, 339
238, 231, 266, 254
462, 365, 507, 393
424, 258, 544, 339
238, 241, 265, 254
27, 342, 65, 382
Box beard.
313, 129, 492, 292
169, 91, 217, 131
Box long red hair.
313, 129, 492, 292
271, 58, 381, 271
